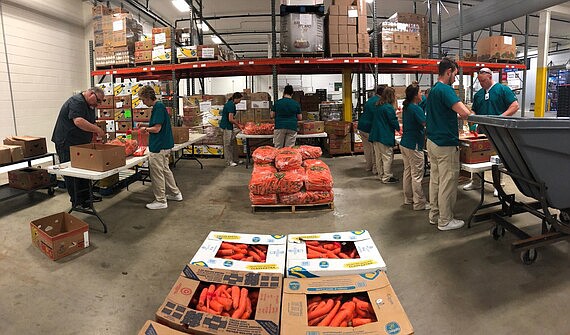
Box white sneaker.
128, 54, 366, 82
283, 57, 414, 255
493, 189, 499, 197
146, 201, 167, 210
463, 181, 482, 191
166, 193, 183, 201
229, 162, 238, 167
438, 219, 465, 231
429, 217, 438, 225
237, 160, 244, 165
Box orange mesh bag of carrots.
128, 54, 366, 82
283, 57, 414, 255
303, 159, 330, 170
305, 190, 334, 204
243, 122, 274, 135
249, 192, 278, 205
275, 148, 303, 171
109, 138, 138, 156
305, 166, 333, 191
252, 146, 278, 164
214, 242, 269, 263
252, 163, 277, 174
191, 283, 259, 320
306, 294, 377, 327
279, 191, 307, 205
275, 168, 306, 194
298, 145, 322, 160
248, 171, 279, 195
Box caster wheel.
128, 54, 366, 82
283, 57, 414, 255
490, 226, 505, 240
560, 211, 570, 224
48, 187, 55, 196
520, 249, 538, 265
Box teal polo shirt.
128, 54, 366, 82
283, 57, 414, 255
418, 95, 427, 111
220, 100, 236, 130
369, 103, 400, 147
148, 101, 174, 153
472, 83, 517, 116
426, 82, 461, 147
272, 97, 301, 131
401, 103, 426, 151
357, 95, 379, 133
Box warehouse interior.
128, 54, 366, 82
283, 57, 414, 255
1, 0, 570, 334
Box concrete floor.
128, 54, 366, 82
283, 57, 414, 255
1, 155, 569, 334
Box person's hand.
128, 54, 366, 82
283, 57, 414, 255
96, 128, 106, 137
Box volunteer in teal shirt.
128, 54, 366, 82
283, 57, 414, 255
139, 86, 182, 210
369, 87, 400, 184
357, 85, 385, 174
400, 84, 428, 211
418, 88, 430, 111
425, 58, 472, 231
463, 67, 519, 192
220, 92, 243, 166
271, 85, 301, 148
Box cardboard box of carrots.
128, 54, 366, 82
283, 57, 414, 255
281, 270, 414, 334
189, 231, 287, 274
156, 264, 282, 335
286, 230, 387, 277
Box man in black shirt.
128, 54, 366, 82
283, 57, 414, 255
52, 87, 106, 207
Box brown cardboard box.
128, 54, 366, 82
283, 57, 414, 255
137, 321, 187, 335
329, 24, 339, 35
254, 109, 272, 122
394, 32, 404, 44
326, 134, 351, 154
408, 45, 420, 56
348, 25, 357, 36
135, 39, 153, 51
3, 136, 47, 158
329, 34, 339, 44
338, 25, 348, 35
115, 121, 132, 133
98, 108, 114, 119
348, 43, 358, 53
96, 173, 119, 188
330, 43, 340, 54
329, 15, 339, 26
114, 95, 132, 110
329, 4, 340, 15
348, 34, 357, 44
156, 264, 282, 335
0, 146, 11, 164
281, 271, 414, 335
490, 35, 517, 60
95, 120, 107, 133
113, 109, 133, 121
339, 16, 348, 26
172, 127, 190, 144
30, 212, 89, 261
250, 92, 271, 102
134, 50, 151, 63
1, 144, 25, 162
348, 17, 357, 26
358, 16, 368, 33
133, 108, 151, 121
8, 168, 50, 190
152, 27, 173, 48
382, 43, 401, 56
338, 43, 350, 53
298, 121, 325, 134
325, 121, 352, 136
339, 34, 349, 44
401, 44, 411, 55
70, 144, 125, 172
198, 45, 220, 59
460, 138, 496, 163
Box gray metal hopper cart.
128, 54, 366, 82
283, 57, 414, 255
468, 115, 570, 264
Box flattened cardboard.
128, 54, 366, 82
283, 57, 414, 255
156, 264, 282, 335
3, 136, 47, 158
30, 212, 89, 261
281, 271, 414, 334
70, 143, 126, 172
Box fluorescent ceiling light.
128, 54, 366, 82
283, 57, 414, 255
200, 22, 210, 31
172, 0, 190, 12
366, 0, 374, 3
211, 36, 222, 44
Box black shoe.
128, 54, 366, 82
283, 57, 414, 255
91, 195, 102, 202
383, 177, 400, 184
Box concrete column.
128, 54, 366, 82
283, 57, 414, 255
534, 10, 551, 117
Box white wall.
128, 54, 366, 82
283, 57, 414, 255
0, 1, 90, 152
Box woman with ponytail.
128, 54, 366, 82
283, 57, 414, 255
400, 84, 428, 210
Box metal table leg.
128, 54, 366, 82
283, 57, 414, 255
467, 171, 502, 228
68, 178, 107, 233
245, 138, 251, 169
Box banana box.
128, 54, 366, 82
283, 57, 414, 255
193, 145, 223, 156
286, 230, 386, 277
152, 47, 171, 61
131, 96, 149, 109
131, 80, 160, 98
97, 108, 114, 119
189, 231, 287, 274
96, 82, 113, 96
113, 82, 132, 96
176, 45, 197, 61
202, 116, 221, 128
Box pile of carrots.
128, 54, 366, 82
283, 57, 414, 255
304, 240, 360, 259
214, 242, 268, 263
192, 283, 259, 320
307, 295, 376, 327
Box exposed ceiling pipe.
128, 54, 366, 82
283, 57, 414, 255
182, 0, 234, 52
434, 0, 569, 44
112, 0, 173, 28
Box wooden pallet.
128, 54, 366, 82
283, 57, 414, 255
252, 202, 334, 213
281, 52, 324, 58
331, 52, 372, 57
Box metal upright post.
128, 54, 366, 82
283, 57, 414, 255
470, 32, 474, 102
372, 0, 378, 87
437, 0, 442, 58
271, 0, 278, 100
89, 40, 95, 87
427, 0, 434, 86
458, 0, 464, 101
522, 14, 529, 117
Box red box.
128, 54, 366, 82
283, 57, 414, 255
30, 212, 89, 261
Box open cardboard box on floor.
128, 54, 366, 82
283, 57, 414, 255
30, 212, 89, 261
189, 231, 286, 274
138, 320, 187, 334
286, 230, 386, 277
281, 270, 414, 334
155, 264, 282, 335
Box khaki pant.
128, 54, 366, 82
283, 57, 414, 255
401, 146, 427, 210
372, 142, 394, 183
359, 131, 376, 173
149, 149, 181, 203
273, 129, 297, 149
223, 129, 236, 164
427, 139, 460, 225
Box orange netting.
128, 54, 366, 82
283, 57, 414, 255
109, 138, 138, 156
298, 145, 322, 160
252, 146, 278, 164
275, 148, 303, 171
303, 159, 330, 170
305, 190, 334, 204
243, 122, 275, 135
275, 168, 306, 194
248, 171, 280, 195
279, 191, 307, 205
305, 165, 334, 191
249, 192, 278, 205
252, 163, 277, 174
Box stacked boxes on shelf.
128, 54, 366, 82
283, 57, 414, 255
477, 35, 517, 61
301, 93, 321, 121
381, 12, 428, 58
113, 82, 133, 137
152, 27, 173, 63
280, 4, 325, 55
134, 39, 152, 64
328, 0, 368, 55
319, 102, 343, 121
324, 121, 352, 155
182, 95, 226, 156
131, 81, 160, 141
95, 83, 115, 140
351, 121, 363, 153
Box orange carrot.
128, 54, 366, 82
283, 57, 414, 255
308, 314, 327, 326
241, 296, 252, 319
304, 240, 320, 246
220, 242, 235, 249
330, 309, 351, 327
231, 288, 249, 319
247, 250, 262, 262
306, 244, 329, 253
209, 299, 224, 313
340, 320, 348, 327
231, 286, 240, 309
317, 300, 341, 326
198, 287, 208, 306
216, 249, 234, 256
338, 252, 350, 259
351, 318, 373, 326
215, 296, 233, 311
307, 298, 333, 320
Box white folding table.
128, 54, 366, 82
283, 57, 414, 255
461, 161, 502, 228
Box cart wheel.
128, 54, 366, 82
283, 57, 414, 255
560, 211, 570, 224
520, 249, 538, 265
490, 226, 505, 240
47, 187, 55, 196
